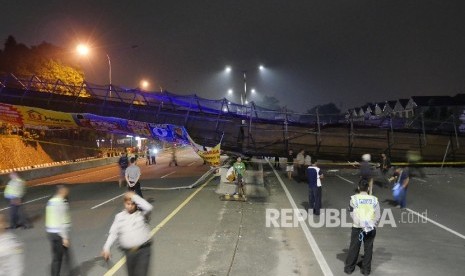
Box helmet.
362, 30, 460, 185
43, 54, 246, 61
362, 154, 371, 162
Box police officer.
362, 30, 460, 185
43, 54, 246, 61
45, 185, 72, 276
4, 172, 32, 229
344, 179, 381, 275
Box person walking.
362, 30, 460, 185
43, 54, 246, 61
390, 167, 410, 209
125, 157, 143, 198
286, 150, 294, 180
145, 149, 151, 165
344, 179, 381, 275
150, 149, 156, 165
359, 154, 374, 195
380, 153, 391, 187
169, 146, 178, 166
4, 172, 32, 229
118, 152, 129, 187
406, 150, 425, 178
0, 214, 24, 276
295, 149, 305, 182
45, 185, 73, 276
274, 155, 280, 169
307, 160, 323, 216
304, 153, 312, 178
101, 192, 153, 276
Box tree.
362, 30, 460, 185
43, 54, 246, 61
307, 103, 341, 115
0, 35, 86, 95
256, 95, 281, 110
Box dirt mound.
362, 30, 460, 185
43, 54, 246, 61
0, 136, 100, 170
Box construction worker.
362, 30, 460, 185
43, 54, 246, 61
45, 185, 73, 276
4, 172, 32, 229
344, 179, 381, 275
102, 192, 153, 276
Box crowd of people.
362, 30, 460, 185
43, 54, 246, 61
1, 142, 423, 275
273, 148, 420, 275
1, 145, 188, 275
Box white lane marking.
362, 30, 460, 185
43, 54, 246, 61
0, 195, 50, 211
91, 193, 125, 210
268, 160, 334, 276
405, 208, 465, 240
143, 167, 217, 191
34, 167, 115, 186
161, 171, 176, 178
336, 175, 355, 184
412, 177, 427, 183
187, 161, 196, 167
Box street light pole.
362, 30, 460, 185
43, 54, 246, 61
242, 70, 247, 105
106, 53, 112, 97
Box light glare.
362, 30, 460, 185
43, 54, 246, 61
76, 44, 89, 56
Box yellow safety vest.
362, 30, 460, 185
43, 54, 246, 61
4, 179, 25, 199
350, 194, 378, 228
45, 197, 71, 232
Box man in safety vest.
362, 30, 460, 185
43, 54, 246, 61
45, 185, 73, 276
4, 172, 32, 229
344, 179, 381, 275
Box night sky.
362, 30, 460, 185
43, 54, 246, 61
1, 0, 465, 112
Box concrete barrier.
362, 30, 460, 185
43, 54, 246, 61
0, 157, 120, 185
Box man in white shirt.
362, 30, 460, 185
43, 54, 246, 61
125, 157, 143, 198
102, 192, 153, 276
0, 214, 24, 276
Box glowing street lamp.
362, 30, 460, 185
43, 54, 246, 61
140, 80, 149, 90
76, 44, 89, 56
76, 43, 112, 97
225, 64, 264, 105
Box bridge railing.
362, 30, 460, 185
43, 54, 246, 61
0, 73, 463, 134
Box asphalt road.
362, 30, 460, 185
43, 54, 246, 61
1, 150, 465, 276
